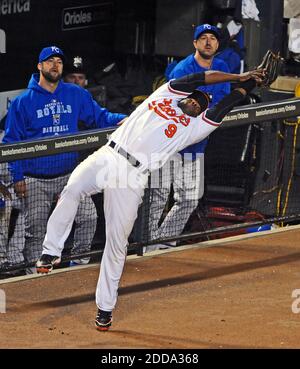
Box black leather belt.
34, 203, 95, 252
108, 141, 148, 173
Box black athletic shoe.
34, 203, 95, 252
36, 254, 61, 273
95, 309, 112, 331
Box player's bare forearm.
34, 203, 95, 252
170, 70, 264, 94
204, 70, 264, 85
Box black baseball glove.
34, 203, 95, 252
257, 50, 284, 87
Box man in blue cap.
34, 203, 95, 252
147, 24, 231, 250
3, 45, 127, 271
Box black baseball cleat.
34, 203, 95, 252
95, 309, 113, 331
36, 254, 61, 273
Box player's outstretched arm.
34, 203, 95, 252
170, 70, 264, 94
204, 69, 264, 85
201, 50, 281, 123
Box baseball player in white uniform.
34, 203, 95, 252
36, 68, 263, 330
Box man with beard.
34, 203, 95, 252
3, 46, 126, 272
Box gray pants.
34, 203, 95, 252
0, 196, 12, 265
146, 153, 204, 251
23, 174, 97, 265
0, 193, 25, 265
0, 162, 25, 266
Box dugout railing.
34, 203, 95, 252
1, 96, 300, 274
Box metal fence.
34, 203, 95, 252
1, 97, 300, 276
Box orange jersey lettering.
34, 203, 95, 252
148, 98, 191, 138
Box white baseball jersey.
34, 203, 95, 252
41, 78, 224, 315
110, 81, 221, 171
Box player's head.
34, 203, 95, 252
178, 90, 210, 117
193, 24, 220, 59
37, 46, 65, 83
64, 56, 87, 88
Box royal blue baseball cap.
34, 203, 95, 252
38, 46, 65, 63
194, 24, 220, 40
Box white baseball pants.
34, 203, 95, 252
42, 145, 148, 311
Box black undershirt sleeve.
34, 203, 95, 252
205, 79, 257, 123
205, 90, 246, 123
169, 72, 206, 93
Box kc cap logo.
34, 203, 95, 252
39, 46, 65, 63
194, 23, 220, 41
52, 46, 61, 53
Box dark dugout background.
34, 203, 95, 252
0, 0, 284, 92
0, 0, 116, 91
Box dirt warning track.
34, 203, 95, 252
1, 227, 300, 348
